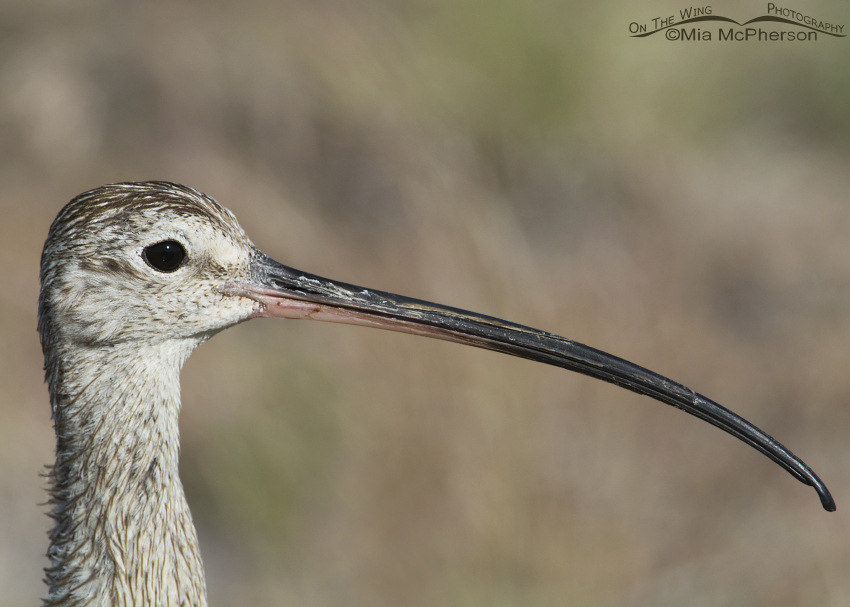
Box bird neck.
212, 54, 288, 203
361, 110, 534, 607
44, 339, 207, 607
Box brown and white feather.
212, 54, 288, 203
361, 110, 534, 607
39, 182, 260, 606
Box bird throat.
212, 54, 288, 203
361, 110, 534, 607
44, 339, 208, 607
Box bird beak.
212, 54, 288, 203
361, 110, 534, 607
225, 252, 835, 512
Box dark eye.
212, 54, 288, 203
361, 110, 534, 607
143, 240, 186, 272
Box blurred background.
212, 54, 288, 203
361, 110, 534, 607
2, 0, 849, 605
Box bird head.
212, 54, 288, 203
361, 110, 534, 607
39, 182, 260, 348
37, 181, 836, 512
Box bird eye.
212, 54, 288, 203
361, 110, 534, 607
143, 241, 186, 272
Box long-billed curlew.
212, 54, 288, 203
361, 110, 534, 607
38, 181, 834, 606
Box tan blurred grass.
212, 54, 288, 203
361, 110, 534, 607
1, 0, 849, 605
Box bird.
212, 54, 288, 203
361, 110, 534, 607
38, 181, 834, 606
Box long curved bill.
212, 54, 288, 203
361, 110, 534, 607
227, 252, 835, 512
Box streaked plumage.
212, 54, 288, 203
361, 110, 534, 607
40, 183, 257, 606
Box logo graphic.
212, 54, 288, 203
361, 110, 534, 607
630, 4, 845, 41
